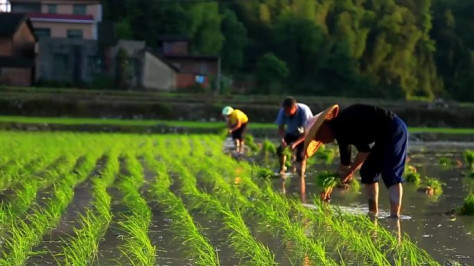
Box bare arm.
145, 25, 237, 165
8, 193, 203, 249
290, 134, 305, 149
341, 152, 370, 183
229, 121, 242, 132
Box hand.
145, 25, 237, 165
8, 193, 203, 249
290, 142, 298, 150
281, 138, 287, 148
228, 129, 233, 134
338, 165, 352, 183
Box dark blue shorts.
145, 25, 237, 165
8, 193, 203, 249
360, 116, 408, 188
276, 133, 305, 161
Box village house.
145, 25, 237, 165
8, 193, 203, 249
9, 0, 102, 40
0, 12, 36, 86
157, 34, 221, 90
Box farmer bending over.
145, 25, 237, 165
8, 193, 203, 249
275, 97, 313, 177
304, 104, 408, 218
222, 106, 248, 154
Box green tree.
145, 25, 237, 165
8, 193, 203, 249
186, 3, 224, 55
221, 9, 248, 72
255, 53, 289, 94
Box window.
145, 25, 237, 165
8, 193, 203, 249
11, 2, 40, 13
67, 29, 83, 39
34, 28, 51, 38
73, 4, 87, 15
47, 4, 57, 14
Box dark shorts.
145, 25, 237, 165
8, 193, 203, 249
231, 123, 247, 141
360, 116, 408, 188
277, 133, 305, 162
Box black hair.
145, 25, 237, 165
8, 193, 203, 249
282, 97, 297, 108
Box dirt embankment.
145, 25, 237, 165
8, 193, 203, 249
1, 87, 473, 127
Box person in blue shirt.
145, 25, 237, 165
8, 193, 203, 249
275, 97, 313, 177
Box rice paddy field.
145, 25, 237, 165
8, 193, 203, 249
0, 131, 473, 265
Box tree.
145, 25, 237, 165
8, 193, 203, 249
255, 53, 289, 94
221, 9, 248, 72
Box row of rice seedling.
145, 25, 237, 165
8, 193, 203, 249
114, 148, 156, 265
0, 153, 75, 234
59, 145, 121, 265
0, 146, 100, 265
143, 146, 219, 265
200, 136, 440, 265
158, 137, 276, 265
192, 136, 338, 265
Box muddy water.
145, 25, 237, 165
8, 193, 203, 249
273, 142, 474, 265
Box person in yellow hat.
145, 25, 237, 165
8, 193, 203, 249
304, 104, 408, 218
222, 106, 249, 154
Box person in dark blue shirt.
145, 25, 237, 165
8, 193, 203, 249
304, 104, 408, 218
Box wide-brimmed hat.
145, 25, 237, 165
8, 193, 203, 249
303, 104, 339, 157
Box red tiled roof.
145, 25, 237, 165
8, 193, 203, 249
27, 13, 94, 21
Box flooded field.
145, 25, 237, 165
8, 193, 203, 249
276, 141, 474, 265
0, 132, 472, 265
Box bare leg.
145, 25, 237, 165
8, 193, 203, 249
388, 183, 403, 217
279, 152, 287, 174
235, 139, 241, 153
299, 159, 307, 177
280, 177, 287, 195
239, 140, 245, 153
300, 175, 306, 203
365, 182, 379, 217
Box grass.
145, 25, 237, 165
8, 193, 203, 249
1, 115, 474, 134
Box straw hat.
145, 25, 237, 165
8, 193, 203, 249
304, 104, 340, 157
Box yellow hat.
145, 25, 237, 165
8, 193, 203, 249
303, 104, 339, 157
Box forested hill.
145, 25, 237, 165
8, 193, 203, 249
103, 0, 474, 101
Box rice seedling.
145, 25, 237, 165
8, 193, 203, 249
115, 151, 156, 265
195, 138, 337, 264
316, 171, 340, 201
404, 165, 421, 185
314, 145, 337, 165
144, 151, 219, 265
159, 141, 276, 265
61, 148, 121, 265
438, 157, 452, 168
0, 150, 99, 265
460, 191, 474, 215
464, 150, 474, 170
419, 177, 444, 196
244, 134, 259, 153
255, 167, 274, 179
260, 139, 276, 162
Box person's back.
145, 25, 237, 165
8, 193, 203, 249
229, 109, 248, 126
329, 104, 395, 147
